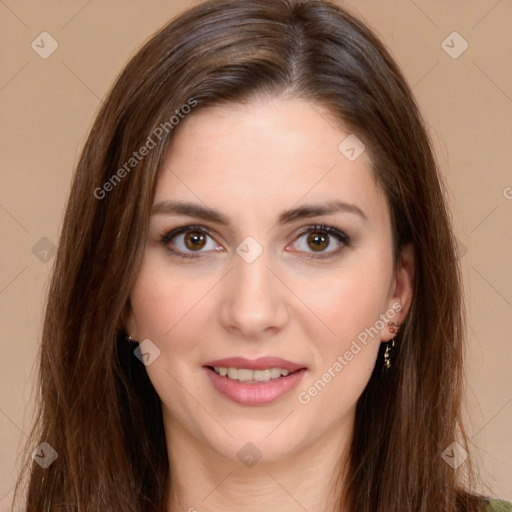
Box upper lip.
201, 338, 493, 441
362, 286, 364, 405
203, 356, 307, 372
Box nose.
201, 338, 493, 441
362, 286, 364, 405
219, 251, 289, 341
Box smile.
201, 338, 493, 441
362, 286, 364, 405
211, 366, 293, 382
203, 356, 308, 406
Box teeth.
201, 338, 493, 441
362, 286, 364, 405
254, 369, 271, 381
212, 367, 293, 382
237, 369, 253, 382
270, 368, 282, 379
216, 366, 227, 376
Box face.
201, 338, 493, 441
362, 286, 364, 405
127, 96, 414, 466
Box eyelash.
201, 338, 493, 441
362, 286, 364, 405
160, 225, 216, 260
291, 224, 351, 260
159, 223, 351, 260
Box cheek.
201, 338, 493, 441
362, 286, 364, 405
296, 271, 386, 412
129, 256, 213, 349
128, 258, 214, 408
304, 284, 383, 391
303, 255, 392, 347
293, 251, 392, 406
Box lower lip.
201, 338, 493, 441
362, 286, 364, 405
204, 367, 307, 406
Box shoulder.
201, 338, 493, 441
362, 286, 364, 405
486, 500, 512, 511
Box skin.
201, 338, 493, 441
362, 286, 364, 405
126, 96, 414, 512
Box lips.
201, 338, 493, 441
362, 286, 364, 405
203, 356, 306, 372
203, 356, 308, 405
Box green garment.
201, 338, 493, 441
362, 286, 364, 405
487, 500, 512, 511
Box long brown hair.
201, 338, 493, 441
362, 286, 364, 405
15, 0, 490, 510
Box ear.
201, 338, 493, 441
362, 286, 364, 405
381, 243, 415, 342
119, 300, 138, 341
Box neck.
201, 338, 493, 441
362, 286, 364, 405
165, 413, 352, 512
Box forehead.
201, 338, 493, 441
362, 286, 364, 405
156, 97, 387, 225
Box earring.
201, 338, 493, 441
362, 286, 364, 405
384, 321, 401, 370
125, 334, 137, 342
387, 321, 400, 334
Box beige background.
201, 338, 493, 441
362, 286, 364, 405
1, 0, 511, 508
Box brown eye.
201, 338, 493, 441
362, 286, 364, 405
307, 231, 330, 251
184, 231, 207, 251
160, 225, 220, 259
289, 224, 350, 259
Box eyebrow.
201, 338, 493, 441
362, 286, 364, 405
150, 199, 368, 225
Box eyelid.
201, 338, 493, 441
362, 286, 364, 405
294, 223, 349, 241
160, 224, 215, 244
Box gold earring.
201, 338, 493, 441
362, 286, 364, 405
384, 321, 401, 370
383, 339, 395, 369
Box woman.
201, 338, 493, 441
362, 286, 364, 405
14, 0, 511, 510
